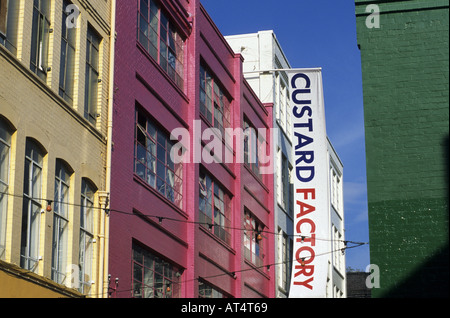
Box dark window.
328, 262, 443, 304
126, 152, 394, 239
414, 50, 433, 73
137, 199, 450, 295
0, 0, 19, 54
243, 210, 265, 268
199, 65, 231, 135
134, 108, 183, 208
243, 119, 260, 176
132, 243, 181, 298
84, 26, 101, 125
199, 170, 231, 244
137, 0, 184, 89
30, 0, 51, 80
59, 0, 76, 104
21, 139, 44, 271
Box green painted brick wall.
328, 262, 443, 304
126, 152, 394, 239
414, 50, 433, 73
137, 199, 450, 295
355, 0, 449, 297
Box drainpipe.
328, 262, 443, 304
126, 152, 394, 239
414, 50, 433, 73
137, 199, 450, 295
98, 0, 116, 299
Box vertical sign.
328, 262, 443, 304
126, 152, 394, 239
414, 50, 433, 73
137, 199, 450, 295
288, 68, 330, 298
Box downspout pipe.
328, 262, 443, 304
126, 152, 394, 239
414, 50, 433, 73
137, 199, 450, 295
99, 0, 116, 298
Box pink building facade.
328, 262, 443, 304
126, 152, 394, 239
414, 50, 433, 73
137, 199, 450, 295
109, 0, 275, 298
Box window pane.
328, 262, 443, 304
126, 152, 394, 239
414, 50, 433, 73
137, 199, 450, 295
157, 143, 165, 163
135, 161, 145, 179
134, 263, 143, 281
0, 145, 9, 185
140, 0, 149, 21
29, 201, 40, 263
157, 176, 165, 196
139, 15, 148, 35
0, 121, 10, 260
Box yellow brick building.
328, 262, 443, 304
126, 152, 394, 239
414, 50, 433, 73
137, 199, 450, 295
0, 0, 115, 298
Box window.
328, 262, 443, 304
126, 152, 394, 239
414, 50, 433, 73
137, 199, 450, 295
0, 0, 19, 54
198, 280, 228, 298
21, 139, 44, 271
330, 167, 342, 213
137, 0, 184, 89
333, 284, 343, 298
79, 178, 95, 294
275, 69, 291, 138
199, 65, 231, 135
278, 230, 292, 292
288, 167, 294, 217
199, 171, 231, 245
333, 226, 344, 274
279, 81, 285, 129
30, 0, 51, 81
0, 118, 12, 260
243, 211, 265, 267
85, 25, 101, 125
59, 0, 76, 104
243, 119, 259, 176
281, 153, 288, 209
51, 160, 71, 285
134, 108, 183, 208
285, 86, 292, 139
0, 0, 7, 38
132, 243, 181, 298
278, 153, 293, 216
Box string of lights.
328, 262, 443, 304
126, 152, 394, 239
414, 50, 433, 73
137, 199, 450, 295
0, 191, 368, 245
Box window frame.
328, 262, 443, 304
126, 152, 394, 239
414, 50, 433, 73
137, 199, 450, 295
59, 0, 76, 104
79, 178, 95, 294
20, 139, 44, 272
132, 243, 181, 298
0, 119, 12, 260
199, 64, 231, 135
243, 118, 260, 177
30, 0, 51, 80
278, 229, 293, 292
134, 107, 183, 209
84, 25, 101, 125
198, 280, 228, 298
0, 0, 19, 54
243, 210, 265, 268
330, 167, 342, 214
198, 170, 231, 245
51, 159, 71, 284
137, 0, 185, 89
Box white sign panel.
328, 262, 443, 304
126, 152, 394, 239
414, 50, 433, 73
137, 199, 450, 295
288, 69, 330, 298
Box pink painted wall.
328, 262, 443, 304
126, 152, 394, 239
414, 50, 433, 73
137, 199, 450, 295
109, 0, 275, 298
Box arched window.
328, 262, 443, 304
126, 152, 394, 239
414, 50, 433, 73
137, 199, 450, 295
79, 178, 96, 294
52, 159, 73, 284
0, 117, 13, 260
21, 138, 45, 272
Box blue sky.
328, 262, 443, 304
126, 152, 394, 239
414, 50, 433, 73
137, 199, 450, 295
201, 0, 370, 271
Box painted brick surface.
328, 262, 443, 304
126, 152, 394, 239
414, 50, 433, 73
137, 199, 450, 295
110, 0, 275, 298
355, 0, 449, 297
0, 0, 113, 297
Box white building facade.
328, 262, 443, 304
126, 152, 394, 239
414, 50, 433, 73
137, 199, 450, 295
225, 30, 346, 298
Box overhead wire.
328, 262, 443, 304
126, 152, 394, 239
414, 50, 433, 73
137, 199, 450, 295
1, 191, 368, 298
0, 190, 367, 245
88, 240, 367, 298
